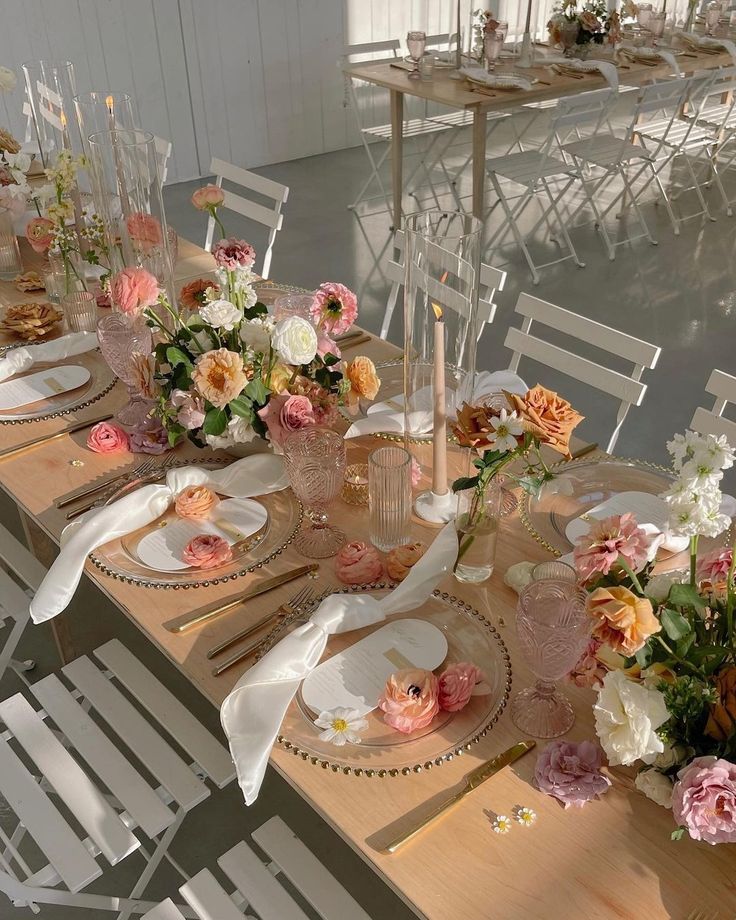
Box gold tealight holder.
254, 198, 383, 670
342, 463, 369, 505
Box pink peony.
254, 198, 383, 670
672, 756, 736, 845
535, 740, 612, 808
25, 216, 55, 253
696, 547, 733, 586
126, 212, 163, 251
182, 534, 233, 570
378, 668, 439, 734
86, 420, 130, 454
438, 662, 490, 712
211, 237, 256, 271
334, 541, 383, 585
309, 282, 358, 336
170, 388, 206, 430
566, 637, 609, 689
130, 419, 170, 455
258, 393, 315, 447
191, 184, 225, 211
574, 512, 653, 583
110, 267, 160, 316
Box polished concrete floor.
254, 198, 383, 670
1, 98, 736, 918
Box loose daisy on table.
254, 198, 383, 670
314, 707, 369, 746
490, 814, 513, 835
514, 806, 537, 826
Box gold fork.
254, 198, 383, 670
56, 456, 158, 508
65, 454, 179, 520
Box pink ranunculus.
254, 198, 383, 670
129, 419, 170, 455
126, 212, 163, 251
573, 512, 653, 583
535, 739, 612, 808
182, 534, 233, 570
672, 756, 736, 845
316, 331, 341, 360
110, 267, 160, 317
378, 668, 439, 734
170, 388, 206, 430
25, 216, 55, 253
566, 637, 609, 689
211, 237, 256, 271
258, 393, 315, 447
86, 420, 130, 454
696, 547, 733, 586
191, 184, 225, 211
438, 662, 491, 712
309, 282, 358, 336
334, 541, 383, 585
410, 457, 422, 488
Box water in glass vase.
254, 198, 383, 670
454, 484, 502, 584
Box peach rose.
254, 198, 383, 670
378, 668, 439, 733
438, 662, 491, 712
110, 267, 160, 316
180, 278, 219, 311
26, 217, 55, 253
175, 485, 219, 519
86, 420, 130, 454
587, 585, 661, 656
334, 541, 383, 585
182, 533, 232, 569
386, 541, 426, 582
126, 212, 163, 251
192, 348, 248, 408
453, 401, 511, 451
191, 184, 225, 211
346, 355, 380, 401
505, 385, 584, 457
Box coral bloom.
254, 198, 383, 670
310, 282, 358, 336
438, 662, 490, 712
386, 541, 426, 582
179, 278, 218, 311
25, 217, 55, 253
126, 212, 163, 251
182, 534, 232, 570
191, 184, 225, 211
587, 585, 660, 656
211, 237, 256, 270
378, 668, 439, 734
192, 348, 248, 408
346, 355, 380, 401
175, 485, 219, 519
452, 401, 516, 451
672, 756, 736, 845
505, 384, 584, 457
334, 541, 383, 585
110, 267, 160, 316
86, 421, 130, 454
574, 512, 653, 583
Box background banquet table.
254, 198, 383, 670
0, 241, 731, 920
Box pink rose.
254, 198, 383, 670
130, 419, 170, 455
258, 393, 315, 447
535, 740, 612, 808
110, 267, 160, 316
191, 184, 225, 211
574, 512, 653, 583
182, 534, 233, 570
672, 756, 736, 845
697, 547, 733, 586
309, 282, 358, 336
334, 541, 383, 585
566, 637, 609, 689
26, 216, 55, 253
126, 212, 163, 251
378, 668, 440, 734
211, 237, 256, 270
316, 331, 340, 360
438, 662, 490, 712
86, 420, 130, 454
171, 388, 206, 430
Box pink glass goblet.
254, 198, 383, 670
97, 312, 153, 427
511, 579, 591, 738
284, 427, 347, 558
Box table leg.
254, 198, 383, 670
472, 107, 487, 221
390, 89, 404, 230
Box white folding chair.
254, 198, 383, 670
153, 135, 173, 185
380, 229, 506, 340
140, 816, 373, 920
204, 156, 289, 280
690, 368, 736, 441
0, 637, 236, 918
0, 523, 45, 687
504, 292, 661, 452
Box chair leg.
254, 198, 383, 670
542, 177, 585, 269
620, 166, 658, 246
489, 172, 541, 285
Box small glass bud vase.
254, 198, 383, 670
454, 481, 502, 584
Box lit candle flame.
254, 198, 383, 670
105, 94, 114, 115
432, 302, 443, 321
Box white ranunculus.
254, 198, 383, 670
0, 66, 17, 92
240, 316, 274, 355
593, 670, 669, 766
200, 298, 241, 331
634, 769, 673, 808
271, 315, 317, 366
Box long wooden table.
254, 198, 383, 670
0, 243, 733, 919
343, 44, 736, 225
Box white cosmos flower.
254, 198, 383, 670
634, 769, 673, 809
593, 670, 668, 766
271, 315, 318, 366
489, 409, 523, 453
200, 298, 242, 331
314, 707, 368, 746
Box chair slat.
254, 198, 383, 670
343, 38, 401, 57
0, 730, 101, 892
218, 840, 310, 920
63, 656, 210, 811
142, 899, 187, 920
180, 868, 245, 920
0, 522, 46, 590
0, 567, 32, 621
691, 406, 736, 441
210, 156, 288, 204
706, 368, 736, 402
30, 673, 176, 839
252, 816, 372, 920
220, 189, 283, 230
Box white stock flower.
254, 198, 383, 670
314, 707, 368, 746
200, 298, 241, 331
240, 316, 274, 355
0, 66, 17, 92
271, 315, 318, 366
634, 769, 673, 809
489, 409, 523, 453
593, 670, 669, 766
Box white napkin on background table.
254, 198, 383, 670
30, 455, 288, 624
621, 46, 682, 76
220, 521, 458, 805
460, 65, 533, 91
0, 332, 97, 383
675, 32, 736, 63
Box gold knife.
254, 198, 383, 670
570, 441, 599, 461
0, 412, 114, 460
163, 563, 318, 633
383, 740, 536, 853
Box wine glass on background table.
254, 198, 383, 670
483, 32, 504, 71
407, 31, 427, 78
97, 313, 153, 427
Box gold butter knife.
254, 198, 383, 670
339, 333, 372, 350
0, 412, 114, 460
570, 441, 599, 461
163, 563, 318, 633
383, 740, 536, 854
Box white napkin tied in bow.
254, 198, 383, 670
0, 332, 98, 383
30, 455, 288, 624
460, 65, 533, 92
220, 522, 459, 805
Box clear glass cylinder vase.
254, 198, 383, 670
73, 92, 136, 151
22, 60, 79, 167
454, 481, 502, 584
0, 210, 23, 279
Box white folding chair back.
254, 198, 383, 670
688, 66, 736, 215
690, 369, 736, 441
153, 135, 173, 184
0, 523, 46, 687
204, 157, 289, 279
504, 292, 661, 452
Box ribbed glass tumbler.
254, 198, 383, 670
368, 446, 411, 552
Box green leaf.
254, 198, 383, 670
166, 345, 193, 370
244, 377, 269, 405
323, 352, 340, 367
229, 395, 254, 420
452, 475, 480, 493
166, 424, 186, 448
202, 407, 227, 436
671, 827, 686, 842
661, 608, 692, 642
668, 583, 706, 612
635, 642, 653, 669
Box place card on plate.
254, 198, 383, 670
302, 618, 448, 717
564, 491, 688, 553
0, 364, 90, 411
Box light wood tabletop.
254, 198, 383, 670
0, 242, 732, 920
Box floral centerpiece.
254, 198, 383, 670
569, 429, 736, 844
548, 0, 621, 53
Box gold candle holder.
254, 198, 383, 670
342, 463, 369, 505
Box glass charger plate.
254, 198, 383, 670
254, 280, 310, 307
0, 349, 116, 425
267, 588, 512, 776
520, 455, 731, 565
90, 459, 303, 588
